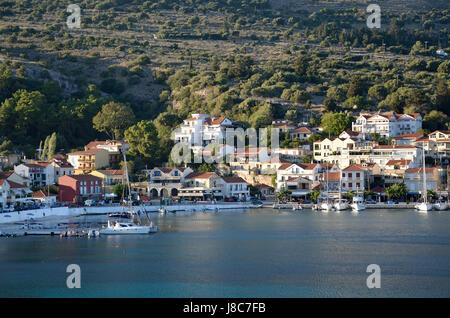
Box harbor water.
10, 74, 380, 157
0, 208, 449, 297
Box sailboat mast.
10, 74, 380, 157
422, 146, 427, 204
122, 148, 132, 206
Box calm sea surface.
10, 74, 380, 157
0, 208, 449, 297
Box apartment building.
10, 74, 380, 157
404, 167, 445, 195
67, 148, 109, 173
221, 177, 250, 200
428, 130, 450, 161
352, 112, 422, 138
341, 164, 366, 192
14, 162, 55, 187
276, 163, 322, 191
173, 114, 234, 154
289, 127, 313, 140
85, 140, 129, 167
58, 174, 103, 203
369, 145, 421, 168
313, 137, 375, 167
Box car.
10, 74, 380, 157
224, 198, 236, 202
301, 199, 311, 204
84, 200, 96, 206
365, 199, 377, 204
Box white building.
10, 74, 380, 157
369, 145, 421, 168
404, 167, 444, 194
146, 166, 193, 198
173, 114, 234, 155
341, 164, 366, 192
221, 177, 250, 200
14, 162, 55, 187
352, 112, 422, 138
276, 163, 322, 191
289, 127, 313, 140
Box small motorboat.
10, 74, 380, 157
99, 220, 157, 235
292, 204, 302, 211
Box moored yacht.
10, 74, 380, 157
99, 220, 157, 235
334, 198, 349, 211
415, 147, 432, 212
351, 195, 365, 212
433, 200, 448, 211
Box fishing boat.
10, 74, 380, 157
100, 146, 157, 235
415, 147, 432, 212
351, 189, 365, 212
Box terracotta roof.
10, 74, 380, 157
7, 180, 27, 188
343, 164, 365, 171
286, 176, 311, 183
23, 161, 51, 168
253, 183, 273, 189
0, 171, 13, 178
292, 127, 312, 133
99, 169, 124, 176
278, 163, 295, 171
222, 177, 247, 183
85, 141, 106, 149
33, 190, 55, 197
391, 133, 423, 139
0, 179, 7, 186
299, 163, 318, 170
323, 172, 340, 181
185, 172, 214, 179
386, 160, 411, 166
341, 130, 360, 136
262, 157, 290, 164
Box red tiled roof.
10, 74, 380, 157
185, 172, 214, 179
222, 177, 247, 183
101, 169, 124, 175
386, 160, 411, 166
323, 172, 340, 181
253, 183, 273, 189
292, 127, 312, 133
392, 133, 423, 139
7, 180, 27, 188
343, 164, 365, 171
85, 141, 106, 149
33, 190, 54, 197
342, 130, 360, 136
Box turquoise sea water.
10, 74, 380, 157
0, 208, 449, 297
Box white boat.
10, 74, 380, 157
415, 147, 432, 212
351, 196, 365, 211
100, 220, 157, 235
320, 202, 334, 212
101, 146, 158, 234
334, 199, 349, 211
292, 204, 302, 211
433, 201, 448, 211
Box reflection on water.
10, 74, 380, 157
0, 208, 449, 297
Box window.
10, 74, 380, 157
356, 173, 360, 178
349, 183, 353, 188
348, 173, 352, 178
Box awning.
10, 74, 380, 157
291, 190, 309, 196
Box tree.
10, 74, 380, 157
434, 80, 450, 115
93, 102, 135, 139
368, 84, 388, 101
294, 55, 308, 76
347, 75, 364, 98
47, 132, 57, 160
423, 110, 448, 132
321, 112, 352, 137
385, 182, 407, 200
277, 189, 291, 203
309, 190, 320, 203
124, 120, 160, 164
323, 98, 338, 112
113, 183, 126, 199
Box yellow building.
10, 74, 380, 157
90, 170, 125, 185
67, 148, 109, 174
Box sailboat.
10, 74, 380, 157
334, 169, 349, 211
433, 199, 448, 211
320, 169, 334, 212
415, 147, 432, 212
100, 146, 157, 235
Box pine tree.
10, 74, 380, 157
40, 136, 49, 161
47, 132, 57, 160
